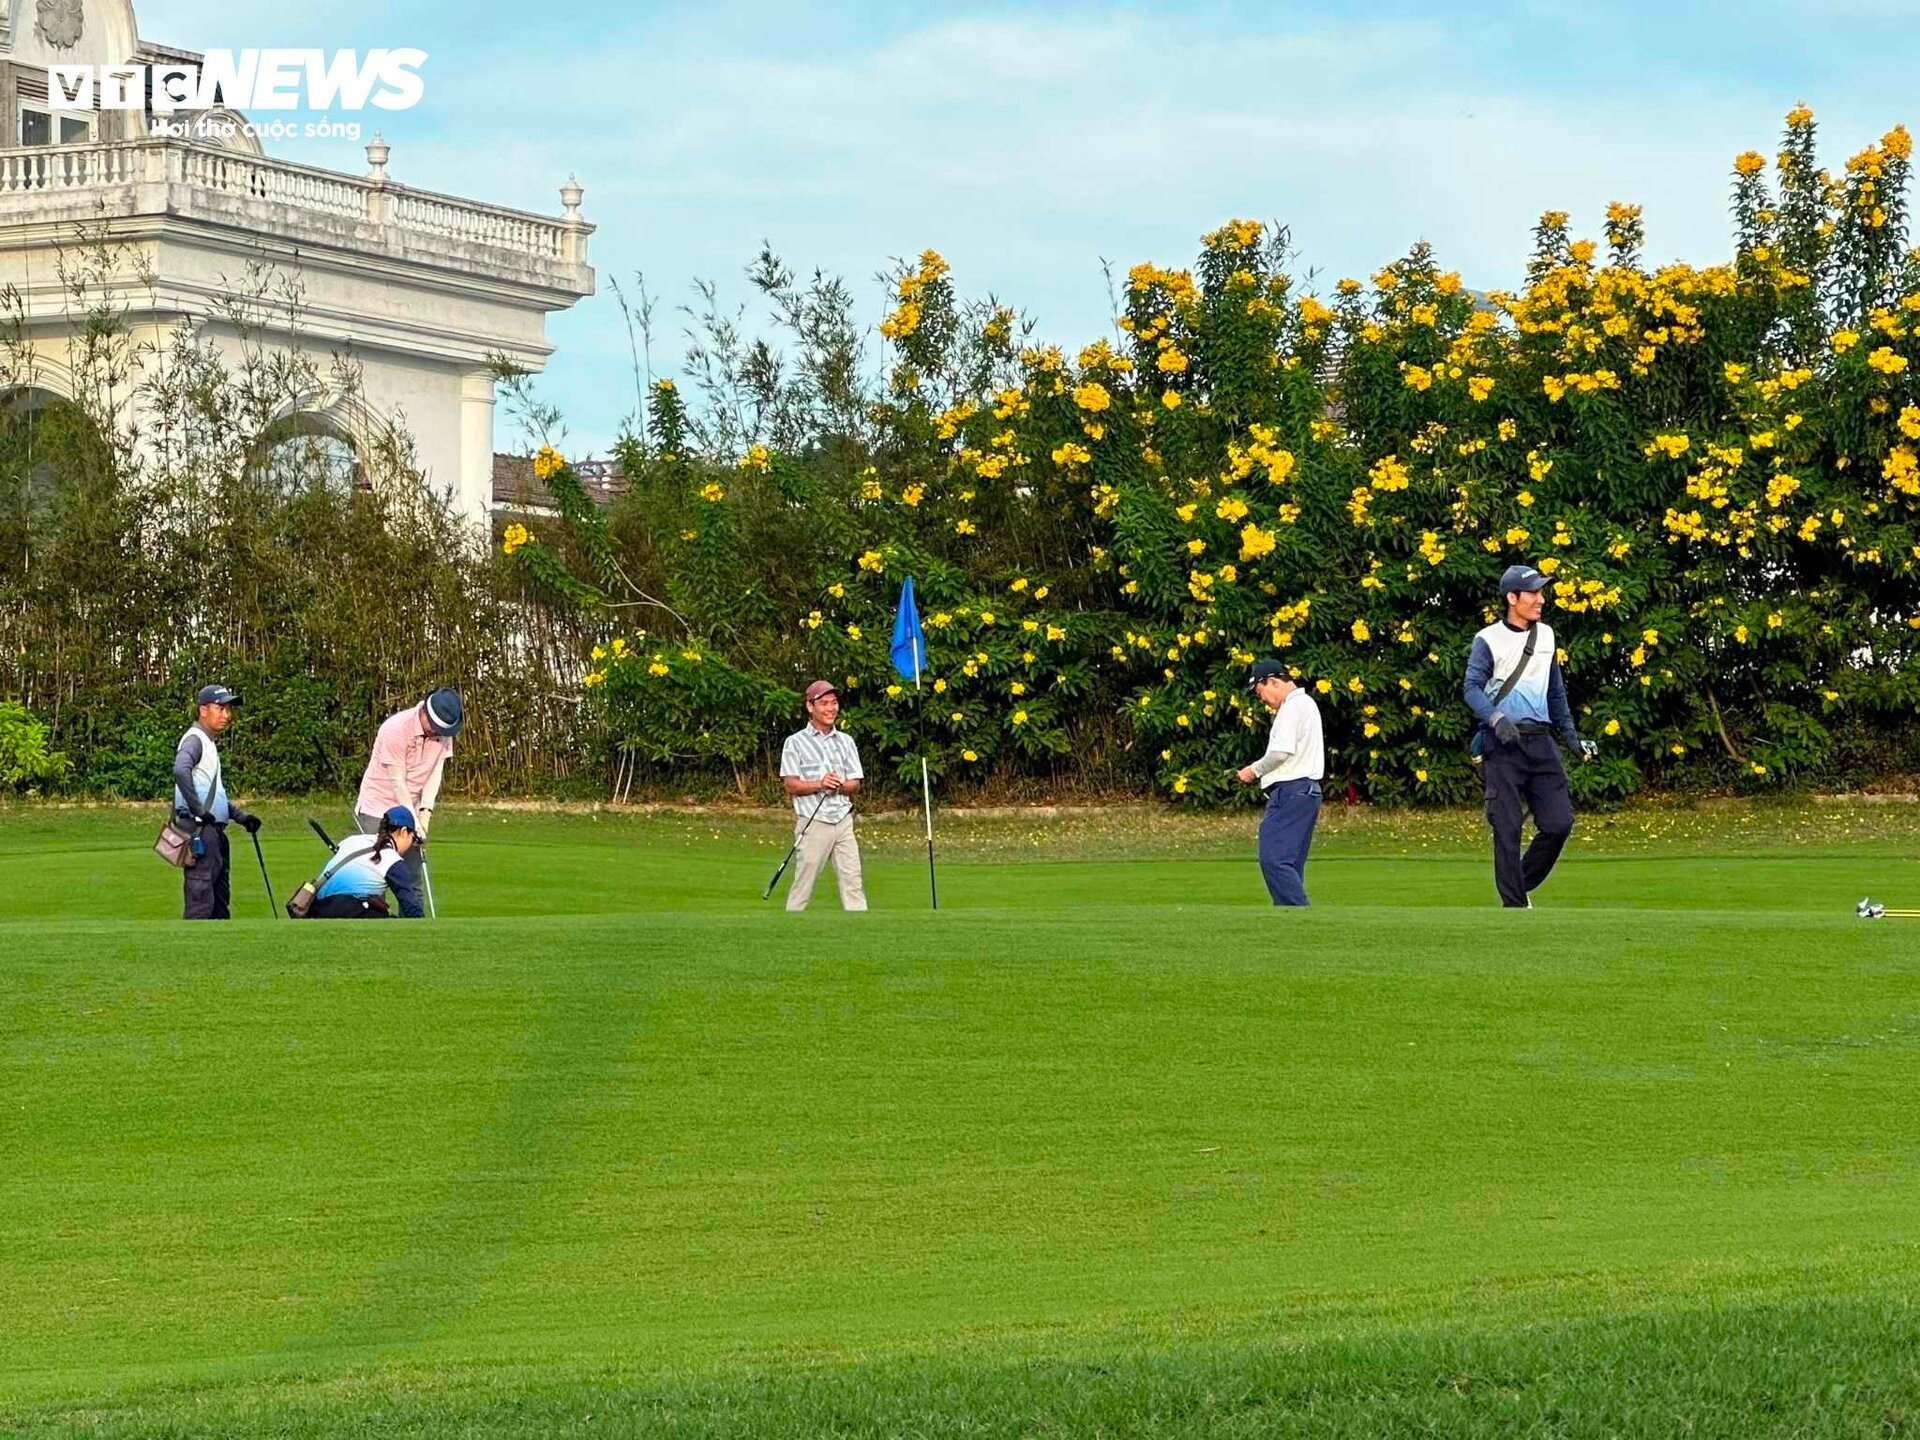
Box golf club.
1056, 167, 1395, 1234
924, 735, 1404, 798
247, 827, 278, 918
309, 818, 337, 850
762, 789, 835, 901
420, 850, 438, 920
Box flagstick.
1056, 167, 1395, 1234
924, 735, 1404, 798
914, 634, 938, 910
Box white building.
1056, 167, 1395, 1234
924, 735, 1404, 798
0, 0, 594, 523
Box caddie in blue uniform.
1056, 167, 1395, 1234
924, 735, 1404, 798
1235, 658, 1325, 906
172, 683, 260, 921
308, 806, 425, 919
1464, 564, 1598, 908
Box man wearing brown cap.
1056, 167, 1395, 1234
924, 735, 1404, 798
778, 681, 867, 911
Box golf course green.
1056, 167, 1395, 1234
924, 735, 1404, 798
4, 801, 1919, 1436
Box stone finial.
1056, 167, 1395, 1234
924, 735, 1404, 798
561, 174, 584, 224
366, 134, 391, 182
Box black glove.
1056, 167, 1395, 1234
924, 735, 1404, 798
237, 812, 262, 835
1492, 714, 1520, 746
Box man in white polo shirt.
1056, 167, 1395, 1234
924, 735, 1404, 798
1234, 658, 1326, 906
779, 680, 866, 912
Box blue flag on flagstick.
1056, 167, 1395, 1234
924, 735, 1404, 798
890, 575, 927, 684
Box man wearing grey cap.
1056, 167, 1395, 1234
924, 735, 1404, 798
1234, 658, 1325, 906
779, 680, 866, 912
1464, 565, 1598, 908
173, 684, 260, 921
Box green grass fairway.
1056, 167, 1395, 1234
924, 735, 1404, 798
4, 802, 1920, 1436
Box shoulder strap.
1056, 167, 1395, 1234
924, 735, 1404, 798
316, 836, 369, 886
1489, 625, 1540, 708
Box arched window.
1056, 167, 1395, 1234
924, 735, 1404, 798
248, 411, 368, 496
0, 387, 109, 573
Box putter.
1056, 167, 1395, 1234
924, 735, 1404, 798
247, 827, 278, 918
762, 791, 832, 901
419, 850, 438, 920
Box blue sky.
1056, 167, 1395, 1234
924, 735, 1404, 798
141, 0, 1920, 457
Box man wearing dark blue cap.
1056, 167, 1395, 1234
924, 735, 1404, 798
1464, 565, 1598, 907
172, 684, 261, 920
1234, 658, 1325, 906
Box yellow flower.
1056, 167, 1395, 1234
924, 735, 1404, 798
1162, 390, 1183, 409
1013, 710, 1029, 726
1073, 381, 1112, 412
1868, 346, 1909, 374
1351, 618, 1371, 643
933, 678, 947, 693
1467, 375, 1494, 402
699, 482, 726, 503
1315, 679, 1332, 694
963, 749, 978, 762
901, 484, 924, 507
532, 445, 564, 480
1414, 769, 1428, 783
648, 661, 670, 677
886, 684, 902, 698
736, 444, 772, 473
1156, 348, 1190, 374
1347, 676, 1365, 694
955, 519, 977, 536
858, 550, 884, 573
501, 522, 530, 556
1734, 151, 1766, 176
1604, 719, 1620, 736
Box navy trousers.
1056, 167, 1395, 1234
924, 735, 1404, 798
1257, 778, 1322, 906
182, 821, 230, 920
1480, 731, 1574, 907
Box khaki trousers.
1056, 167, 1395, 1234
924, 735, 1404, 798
786, 814, 867, 912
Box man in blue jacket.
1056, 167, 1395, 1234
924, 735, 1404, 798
1463, 565, 1597, 908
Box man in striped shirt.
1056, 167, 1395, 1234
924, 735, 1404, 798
778, 681, 866, 912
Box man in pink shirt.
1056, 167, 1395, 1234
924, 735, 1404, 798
355, 688, 463, 911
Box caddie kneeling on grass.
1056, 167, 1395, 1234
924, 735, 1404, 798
779, 680, 866, 912
1465, 564, 1598, 908
308, 806, 425, 919
1235, 658, 1326, 906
